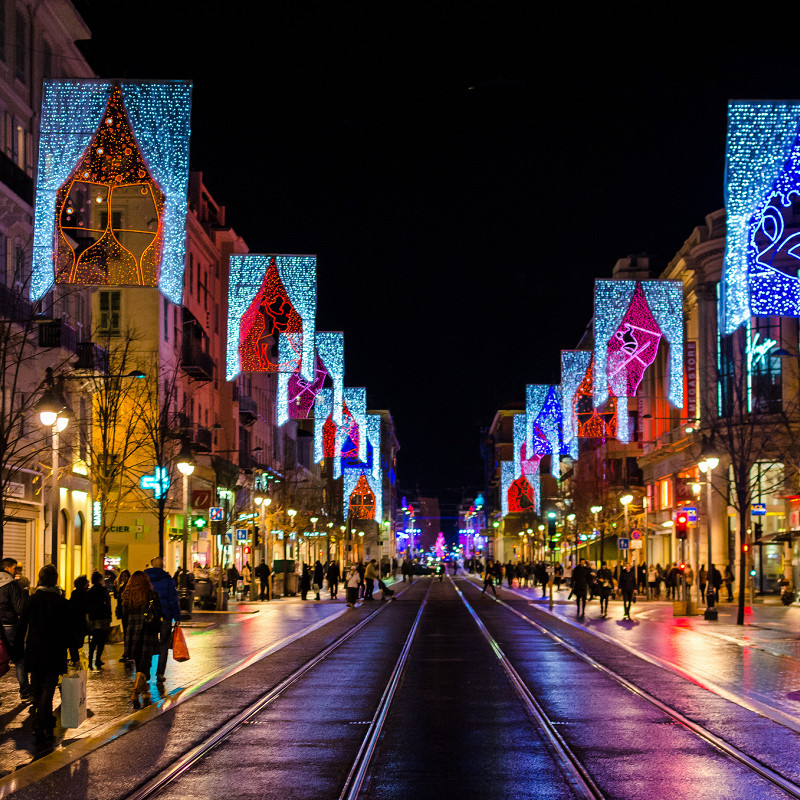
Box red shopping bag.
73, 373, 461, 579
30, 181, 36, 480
171, 625, 190, 662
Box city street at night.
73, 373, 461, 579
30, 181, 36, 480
4, 577, 800, 799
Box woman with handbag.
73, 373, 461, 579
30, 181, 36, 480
122, 570, 163, 709
86, 571, 112, 669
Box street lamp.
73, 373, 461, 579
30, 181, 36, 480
620, 492, 633, 567
253, 494, 272, 599
698, 438, 720, 617
176, 442, 196, 619
591, 505, 603, 563
37, 369, 72, 577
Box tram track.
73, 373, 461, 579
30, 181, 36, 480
124, 579, 432, 800
455, 575, 800, 800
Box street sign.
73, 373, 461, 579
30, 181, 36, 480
630, 539, 643, 549
631, 529, 641, 540
751, 503, 767, 516
222, 532, 233, 544
684, 506, 697, 522
209, 507, 224, 522
236, 528, 248, 543
618, 538, 630, 549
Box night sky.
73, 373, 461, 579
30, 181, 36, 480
73, 4, 800, 515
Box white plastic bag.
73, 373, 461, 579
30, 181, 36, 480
61, 668, 87, 728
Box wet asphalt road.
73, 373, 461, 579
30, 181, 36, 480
6, 575, 800, 800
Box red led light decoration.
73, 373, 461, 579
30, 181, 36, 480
574, 356, 617, 438
239, 257, 303, 373
322, 416, 337, 459
508, 476, 536, 513
55, 86, 165, 287
349, 474, 375, 520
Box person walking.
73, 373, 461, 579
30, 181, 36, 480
0, 556, 30, 701
535, 561, 549, 598
86, 570, 112, 669
554, 563, 563, 590
666, 563, 680, 600
241, 562, 252, 600
400, 558, 409, 582
482, 560, 497, 597
255, 560, 271, 601
68, 575, 90, 664
345, 564, 360, 607
710, 563, 724, 603
313, 560, 324, 600
326, 560, 340, 599
364, 559, 378, 599
122, 571, 162, 708
571, 559, 591, 619
115, 570, 131, 661
724, 563, 735, 601
619, 562, 637, 620
144, 557, 181, 686
596, 561, 614, 618
684, 563, 695, 599
226, 563, 240, 596
698, 564, 707, 603
647, 563, 658, 599
21, 564, 71, 743
300, 564, 312, 600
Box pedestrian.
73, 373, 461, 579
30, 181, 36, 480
364, 559, 378, 598
326, 560, 340, 599
122, 571, 163, 708
647, 563, 658, 599
391, 557, 398, 578
144, 557, 181, 686
506, 560, 514, 588
86, 570, 112, 669
356, 561, 366, 597
0, 556, 31, 701
699, 564, 707, 603
619, 562, 637, 620
655, 563, 664, 596
226, 563, 240, 596
535, 562, 549, 598
481, 559, 497, 596
114, 569, 131, 661
710, 563, 724, 603
451, 559, 458, 575
68, 575, 90, 664
241, 561, 252, 599
666, 563, 680, 600
554, 563, 563, 590
596, 561, 614, 618
400, 558, 409, 582
724, 563, 734, 601
21, 564, 71, 743
684, 563, 695, 597
571, 558, 591, 618
255, 559, 271, 601
493, 559, 503, 588
345, 564, 360, 607
300, 563, 311, 600
313, 560, 324, 600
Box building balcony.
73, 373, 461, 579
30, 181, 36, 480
238, 395, 258, 425
38, 319, 78, 353
191, 424, 213, 453
72, 342, 109, 374
181, 343, 214, 382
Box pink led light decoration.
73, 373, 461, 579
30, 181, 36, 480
286, 353, 327, 419
607, 283, 662, 398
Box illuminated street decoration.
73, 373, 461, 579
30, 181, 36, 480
561, 350, 591, 448
593, 280, 683, 442
33, 80, 191, 303
576, 357, 617, 439
525, 384, 570, 476
339, 388, 367, 464
315, 332, 344, 423
140, 466, 170, 499
500, 461, 514, 518
226, 254, 317, 382
722, 101, 800, 333
277, 334, 327, 425
343, 468, 382, 522
364, 414, 381, 481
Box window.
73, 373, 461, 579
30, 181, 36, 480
41, 39, 51, 78
657, 478, 673, 510
748, 317, 782, 414
98, 290, 121, 335
163, 298, 169, 341
14, 8, 25, 83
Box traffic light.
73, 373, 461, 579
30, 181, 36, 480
547, 512, 557, 539
244, 546, 251, 555
754, 522, 763, 540
749, 567, 757, 577
679, 562, 685, 572
675, 511, 688, 540
743, 543, 749, 553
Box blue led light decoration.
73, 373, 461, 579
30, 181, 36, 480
339, 388, 367, 465
500, 461, 514, 518
593, 280, 684, 443
343, 466, 382, 522
722, 101, 800, 333
561, 350, 592, 452
226, 254, 317, 382
32, 80, 192, 304
313, 388, 334, 464
525, 384, 571, 477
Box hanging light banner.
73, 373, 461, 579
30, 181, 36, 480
226, 254, 317, 382
561, 350, 617, 442
593, 279, 683, 442
721, 101, 800, 334
32, 80, 192, 304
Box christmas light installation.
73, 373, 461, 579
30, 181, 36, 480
226, 254, 317, 382
315, 331, 344, 421
593, 280, 683, 442
33, 80, 191, 303
276, 334, 327, 425
561, 350, 591, 449
722, 101, 800, 333
512, 414, 541, 515
313, 388, 335, 463
339, 388, 367, 465
525, 384, 570, 477
500, 461, 514, 518
343, 469, 382, 522
562, 350, 617, 444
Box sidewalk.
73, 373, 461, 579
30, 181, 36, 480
0, 590, 358, 777
504, 582, 800, 731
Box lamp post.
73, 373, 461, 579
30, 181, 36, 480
698, 439, 719, 618
310, 517, 318, 565
286, 508, 297, 597
176, 442, 196, 620
37, 369, 71, 577
620, 493, 633, 568
591, 505, 603, 564
252, 492, 271, 600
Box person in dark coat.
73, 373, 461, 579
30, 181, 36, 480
618, 562, 637, 620
313, 560, 324, 600
535, 562, 549, 597
68, 575, 90, 663
115, 569, 131, 661
22, 564, 71, 742
326, 560, 340, 599
596, 561, 614, 618
0, 556, 30, 700
86, 570, 112, 669
481, 560, 497, 597
255, 560, 271, 601
299, 564, 312, 600
709, 564, 724, 605
122, 571, 162, 708
144, 557, 181, 685
571, 559, 591, 618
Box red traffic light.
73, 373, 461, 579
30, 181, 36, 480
675, 512, 688, 540
244, 546, 251, 554
679, 562, 685, 571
